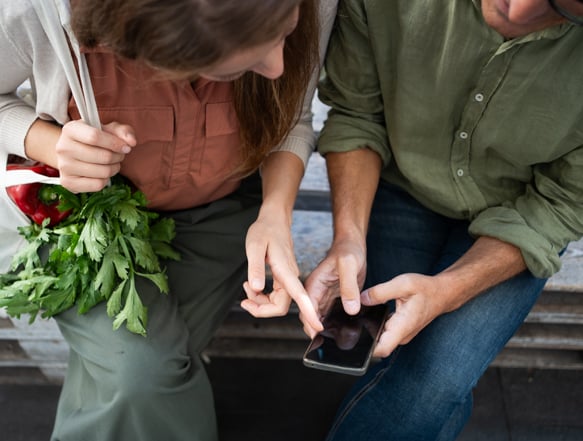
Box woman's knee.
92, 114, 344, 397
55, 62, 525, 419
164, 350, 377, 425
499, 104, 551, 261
58, 303, 196, 401
100, 337, 196, 401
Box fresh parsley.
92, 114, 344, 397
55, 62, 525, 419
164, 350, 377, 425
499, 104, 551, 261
0, 177, 180, 336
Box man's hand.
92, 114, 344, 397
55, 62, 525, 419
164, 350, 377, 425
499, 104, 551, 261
301, 147, 381, 336
362, 236, 528, 358
303, 235, 367, 338
361, 273, 447, 358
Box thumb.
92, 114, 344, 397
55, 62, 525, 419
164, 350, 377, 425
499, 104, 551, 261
102, 121, 137, 149
361, 277, 407, 307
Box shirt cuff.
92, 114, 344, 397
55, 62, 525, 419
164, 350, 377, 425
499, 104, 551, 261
271, 124, 316, 170
0, 104, 38, 158
317, 113, 391, 165
468, 206, 561, 279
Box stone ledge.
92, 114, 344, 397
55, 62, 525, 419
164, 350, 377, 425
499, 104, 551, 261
545, 239, 583, 292
297, 154, 583, 292
292, 209, 583, 294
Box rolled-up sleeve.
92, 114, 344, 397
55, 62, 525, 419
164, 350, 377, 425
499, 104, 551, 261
317, 0, 390, 165
469, 145, 583, 278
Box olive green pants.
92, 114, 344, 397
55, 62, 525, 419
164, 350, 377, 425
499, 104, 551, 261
51, 177, 262, 441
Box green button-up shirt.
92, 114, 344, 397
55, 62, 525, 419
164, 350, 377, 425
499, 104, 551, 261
317, 0, 583, 278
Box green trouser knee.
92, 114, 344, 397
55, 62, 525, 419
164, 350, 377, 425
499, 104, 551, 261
50, 178, 262, 441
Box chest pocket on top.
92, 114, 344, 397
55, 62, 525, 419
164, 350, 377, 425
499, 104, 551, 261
199, 101, 241, 179
98, 106, 175, 188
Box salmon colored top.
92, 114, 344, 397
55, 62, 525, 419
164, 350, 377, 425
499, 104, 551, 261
68, 47, 243, 211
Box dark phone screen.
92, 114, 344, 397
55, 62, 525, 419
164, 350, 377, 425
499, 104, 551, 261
304, 300, 388, 369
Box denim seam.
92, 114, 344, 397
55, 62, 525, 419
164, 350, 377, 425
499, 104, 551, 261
326, 347, 402, 440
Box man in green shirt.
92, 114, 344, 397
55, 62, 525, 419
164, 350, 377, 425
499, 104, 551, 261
304, 0, 583, 439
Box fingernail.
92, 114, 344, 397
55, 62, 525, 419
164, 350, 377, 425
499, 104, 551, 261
361, 290, 371, 305
251, 279, 263, 291
121, 145, 131, 154
343, 299, 359, 314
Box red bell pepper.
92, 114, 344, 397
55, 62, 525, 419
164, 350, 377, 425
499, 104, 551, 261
6, 162, 71, 227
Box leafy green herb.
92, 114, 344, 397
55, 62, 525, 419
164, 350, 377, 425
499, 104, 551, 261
0, 177, 180, 336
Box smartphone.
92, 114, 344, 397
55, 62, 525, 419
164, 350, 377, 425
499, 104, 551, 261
302, 298, 390, 376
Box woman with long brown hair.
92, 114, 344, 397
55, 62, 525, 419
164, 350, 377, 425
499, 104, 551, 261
0, 0, 337, 439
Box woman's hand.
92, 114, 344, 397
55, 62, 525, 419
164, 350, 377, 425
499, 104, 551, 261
240, 151, 323, 332
55, 120, 136, 193
241, 207, 323, 333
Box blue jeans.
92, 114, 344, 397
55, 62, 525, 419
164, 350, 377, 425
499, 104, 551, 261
326, 181, 547, 441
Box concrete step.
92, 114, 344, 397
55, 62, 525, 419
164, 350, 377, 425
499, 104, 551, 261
508, 323, 583, 351
526, 296, 583, 325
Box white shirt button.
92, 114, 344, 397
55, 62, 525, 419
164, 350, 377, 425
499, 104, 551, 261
457, 169, 464, 177
459, 131, 468, 139
474, 93, 484, 102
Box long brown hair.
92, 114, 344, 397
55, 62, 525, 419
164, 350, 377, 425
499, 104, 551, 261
71, 0, 320, 175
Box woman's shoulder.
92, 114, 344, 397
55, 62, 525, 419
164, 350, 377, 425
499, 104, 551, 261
319, 0, 339, 19
1, 0, 69, 36
0, 0, 43, 47
0, 0, 70, 122
1, 0, 37, 25
318, 0, 339, 49
0, 0, 70, 65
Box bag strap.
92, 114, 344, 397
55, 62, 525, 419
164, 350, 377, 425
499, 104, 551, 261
31, 0, 101, 129
4, 0, 103, 187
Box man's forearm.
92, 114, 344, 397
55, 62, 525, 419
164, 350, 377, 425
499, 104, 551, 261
326, 148, 382, 241
437, 236, 528, 313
